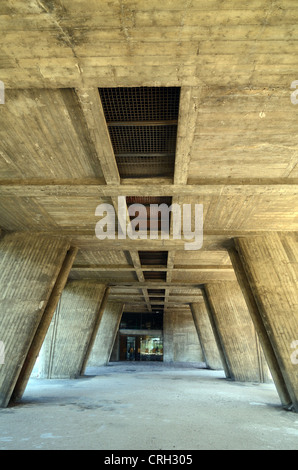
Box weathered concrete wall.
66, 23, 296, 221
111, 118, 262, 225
0, 233, 70, 407
191, 301, 222, 370
87, 302, 123, 367
163, 307, 205, 364
39, 281, 107, 379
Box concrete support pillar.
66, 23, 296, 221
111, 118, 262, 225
86, 302, 124, 368
0, 233, 71, 408
201, 289, 230, 378
80, 287, 110, 374
228, 244, 291, 408
190, 301, 223, 370
12, 246, 78, 402
39, 281, 109, 379
205, 281, 269, 383
234, 233, 298, 412
163, 307, 204, 364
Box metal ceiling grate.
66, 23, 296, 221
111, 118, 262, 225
98, 87, 180, 178
117, 156, 174, 178
99, 87, 180, 122
108, 125, 177, 154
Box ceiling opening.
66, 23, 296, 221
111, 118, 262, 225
139, 251, 168, 266
143, 271, 167, 281
126, 196, 173, 231
148, 289, 166, 296
98, 87, 180, 178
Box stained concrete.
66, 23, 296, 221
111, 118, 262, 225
1, 363, 298, 451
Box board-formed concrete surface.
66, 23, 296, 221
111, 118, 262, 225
1, 363, 298, 451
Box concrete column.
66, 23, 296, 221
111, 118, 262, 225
80, 287, 110, 374
228, 244, 291, 408
205, 281, 268, 382
201, 288, 231, 378
0, 233, 71, 408
234, 233, 298, 412
86, 302, 124, 368
110, 332, 120, 362
12, 246, 78, 403
191, 301, 223, 370
163, 307, 205, 364
39, 281, 108, 379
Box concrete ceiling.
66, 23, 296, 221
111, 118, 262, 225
0, 0, 297, 313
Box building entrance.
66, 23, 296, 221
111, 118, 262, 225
119, 334, 163, 362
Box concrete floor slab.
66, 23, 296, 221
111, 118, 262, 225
1, 363, 298, 450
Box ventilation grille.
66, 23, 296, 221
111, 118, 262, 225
99, 87, 180, 178
108, 125, 177, 154
99, 87, 180, 122
117, 155, 174, 178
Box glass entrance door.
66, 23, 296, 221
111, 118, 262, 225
119, 334, 163, 361
127, 336, 136, 361
140, 336, 163, 361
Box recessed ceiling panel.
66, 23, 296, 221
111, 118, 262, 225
98, 87, 180, 178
